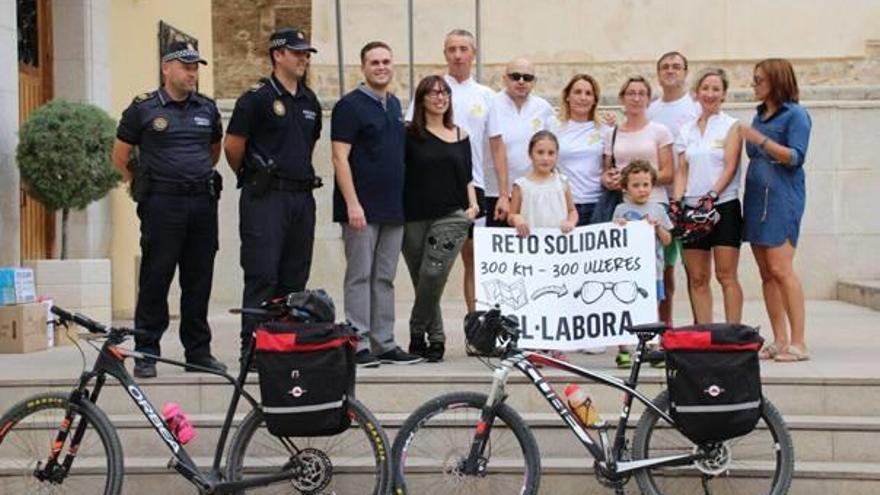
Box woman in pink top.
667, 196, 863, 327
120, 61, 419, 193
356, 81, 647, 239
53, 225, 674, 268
601, 76, 674, 204
599, 75, 673, 369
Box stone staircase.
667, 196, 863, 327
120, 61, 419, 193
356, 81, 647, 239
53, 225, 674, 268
2, 299, 879, 493
2, 366, 879, 494
837, 279, 880, 312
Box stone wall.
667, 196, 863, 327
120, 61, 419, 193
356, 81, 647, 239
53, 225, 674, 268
211, 0, 311, 98
309, 48, 880, 104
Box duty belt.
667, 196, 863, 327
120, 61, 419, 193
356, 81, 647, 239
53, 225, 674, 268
150, 179, 213, 195
267, 176, 323, 192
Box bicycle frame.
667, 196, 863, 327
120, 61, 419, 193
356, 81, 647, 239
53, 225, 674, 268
43, 335, 304, 494
466, 338, 704, 479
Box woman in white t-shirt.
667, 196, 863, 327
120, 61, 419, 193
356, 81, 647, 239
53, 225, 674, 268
551, 74, 605, 225
672, 68, 744, 325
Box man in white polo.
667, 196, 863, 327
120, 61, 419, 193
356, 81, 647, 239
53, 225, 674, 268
439, 29, 495, 313
647, 50, 702, 325
407, 29, 495, 313
485, 57, 555, 227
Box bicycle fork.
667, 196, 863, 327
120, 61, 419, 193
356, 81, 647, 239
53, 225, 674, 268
36, 373, 107, 484
461, 363, 512, 475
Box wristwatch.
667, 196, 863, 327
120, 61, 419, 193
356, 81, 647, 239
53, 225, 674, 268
707, 190, 719, 201
759, 137, 769, 149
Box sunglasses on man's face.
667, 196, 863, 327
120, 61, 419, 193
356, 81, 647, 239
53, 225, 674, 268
507, 72, 536, 83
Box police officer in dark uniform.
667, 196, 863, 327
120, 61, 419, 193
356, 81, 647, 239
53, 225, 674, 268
112, 41, 227, 378
224, 28, 322, 363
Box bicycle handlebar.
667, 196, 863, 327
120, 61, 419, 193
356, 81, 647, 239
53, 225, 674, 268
50, 305, 150, 339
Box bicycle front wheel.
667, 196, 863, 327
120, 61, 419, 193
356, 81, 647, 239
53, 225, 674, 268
632, 390, 794, 495
225, 398, 391, 494
392, 391, 540, 495
0, 392, 124, 494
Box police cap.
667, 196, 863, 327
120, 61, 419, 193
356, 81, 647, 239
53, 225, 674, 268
269, 27, 317, 53
162, 41, 208, 65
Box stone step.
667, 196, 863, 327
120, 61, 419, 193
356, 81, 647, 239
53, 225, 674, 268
402, 459, 880, 495
0, 456, 383, 495
3, 370, 877, 418
837, 279, 880, 312
2, 411, 878, 465
4, 456, 872, 495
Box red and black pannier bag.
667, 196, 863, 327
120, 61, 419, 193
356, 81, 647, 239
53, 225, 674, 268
661, 323, 764, 444
255, 321, 357, 437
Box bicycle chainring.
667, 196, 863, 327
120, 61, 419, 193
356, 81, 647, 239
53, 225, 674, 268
593, 460, 631, 490
286, 448, 333, 494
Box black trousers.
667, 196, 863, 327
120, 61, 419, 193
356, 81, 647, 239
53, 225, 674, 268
135, 193, 218, 361
239, 187, 316, 347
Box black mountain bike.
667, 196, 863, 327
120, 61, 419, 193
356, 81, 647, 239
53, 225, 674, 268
0, 305, 391, 494
392, 308, 793, 495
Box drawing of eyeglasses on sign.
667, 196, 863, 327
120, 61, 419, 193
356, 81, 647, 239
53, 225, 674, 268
573, 280, 648, 305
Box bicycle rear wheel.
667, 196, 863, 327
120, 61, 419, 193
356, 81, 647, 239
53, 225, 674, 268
0, 392, 123, 494
632, 390, 794, 495
225, 398, 391, 494
392, 391, 540, 495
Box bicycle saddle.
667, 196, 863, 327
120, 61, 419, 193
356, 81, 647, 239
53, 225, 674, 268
624, 322, 669, 336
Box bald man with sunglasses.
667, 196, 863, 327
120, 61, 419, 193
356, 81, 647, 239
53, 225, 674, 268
484, 57, 554, 227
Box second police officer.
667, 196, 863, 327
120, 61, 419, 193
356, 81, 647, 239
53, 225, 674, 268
112, 41, 226, 378
224, 28, 323, 364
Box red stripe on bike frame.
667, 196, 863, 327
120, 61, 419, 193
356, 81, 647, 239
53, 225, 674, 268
527, 353, 568, 370
254, 330, 351, 352
475, 420, 488, 435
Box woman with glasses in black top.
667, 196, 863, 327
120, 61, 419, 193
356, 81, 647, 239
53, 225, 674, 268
403, 75, 480, 362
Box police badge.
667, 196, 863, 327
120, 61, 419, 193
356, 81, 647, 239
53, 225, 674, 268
273, 99, 286, 117
152, 117, 169, 131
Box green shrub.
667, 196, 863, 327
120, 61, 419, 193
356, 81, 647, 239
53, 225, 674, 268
17, 100, 121, 258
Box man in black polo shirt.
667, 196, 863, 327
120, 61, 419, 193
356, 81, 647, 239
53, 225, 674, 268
331, 41, 422, 367
225, 28, 323, 364
112, 41, 226, 378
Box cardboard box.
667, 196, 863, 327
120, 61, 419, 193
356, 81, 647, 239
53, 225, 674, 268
53, 325, 77, 347
0, 268, 36, 305
0, 303, 49, 353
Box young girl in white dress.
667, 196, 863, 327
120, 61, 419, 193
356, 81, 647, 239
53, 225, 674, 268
508, 131, 579, 361
508, 131, 578, 237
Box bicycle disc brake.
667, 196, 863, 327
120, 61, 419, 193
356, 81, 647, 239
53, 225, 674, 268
692, 443, 731, 477
286, 448, 333, 494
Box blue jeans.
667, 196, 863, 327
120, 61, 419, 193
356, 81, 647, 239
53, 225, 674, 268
575, 203, 598, 226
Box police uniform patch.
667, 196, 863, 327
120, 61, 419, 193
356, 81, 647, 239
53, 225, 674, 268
273, 99, 286, 117
152, 117, 169, 131
134, 92, 153, 103
249, 81, 265, 92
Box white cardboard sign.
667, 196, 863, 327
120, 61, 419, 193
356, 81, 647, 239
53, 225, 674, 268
474, 222, 658, 350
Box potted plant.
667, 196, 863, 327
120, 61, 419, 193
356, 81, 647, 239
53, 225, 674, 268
17, 100, 120, 259
17, 100, 120, 324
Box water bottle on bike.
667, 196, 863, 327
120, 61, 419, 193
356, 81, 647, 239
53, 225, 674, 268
162, 402, 196, 444
563, 384, 602, 427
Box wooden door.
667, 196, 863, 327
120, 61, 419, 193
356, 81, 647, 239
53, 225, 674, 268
17, 0, 55, 260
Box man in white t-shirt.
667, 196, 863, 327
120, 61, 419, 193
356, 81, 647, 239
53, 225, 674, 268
405, 30, 494, 313
647, 51, 702, 326
485, 57, 554, 227
440, 30, 495, 313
